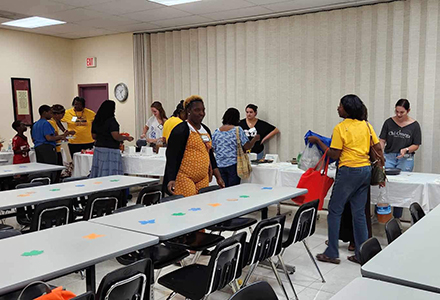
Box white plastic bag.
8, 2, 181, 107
298, 143, 322, 171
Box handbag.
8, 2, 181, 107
366, 122, 386, 185
236, 127, 252, 179
293, 149, 334, 210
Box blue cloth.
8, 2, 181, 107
32, 119, 56, 148
212, 127, 249, 168
219, 164, 241, 187
304, 130, 332, 152
90, 147, 123, 178
384, 152, 415, 218
324, 165, 371, 260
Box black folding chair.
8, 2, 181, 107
62, 176, 89, 183
71, 292, 94, 300
0, 229, 21, 240
159, 233, 247, 300
359, 237, 382, 266
62, 176, 90, 220
95, 259, 153, 300
113, 205, 190, 282
15, 181, 45, 227
409, 202, 425, 224
136, 184, 162, 206
82, 191, 120, 221
229, 281, 278, 300
279, 199, 325, 288
27, 199, 73, 232
201, 186, 257, 235
242, 215, 296, 300
160, 194, 184, 203
385, 218, 402, 244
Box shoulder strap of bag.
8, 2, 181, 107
235, 127, 241, 148
313, 148, 330, 175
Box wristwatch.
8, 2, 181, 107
406, 147, 410, 153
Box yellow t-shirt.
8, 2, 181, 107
48, 119, 61, 152
162, 116, 183, 142
330, 119, 379, 168
62, 108, 95, 144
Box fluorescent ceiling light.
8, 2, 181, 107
149, 0, 201, 6
2, 16, 65, 29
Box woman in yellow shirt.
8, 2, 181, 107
162, 100, 186, 143
62, 97, 96, 157
308, 94, 384, 264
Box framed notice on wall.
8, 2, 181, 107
11, 78, 34, 126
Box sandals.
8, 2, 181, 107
316, 253, 341, 265
347, 255, 360, 264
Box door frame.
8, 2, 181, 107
78, 83, 109, 100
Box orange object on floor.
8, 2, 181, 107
35, 287, 76, 300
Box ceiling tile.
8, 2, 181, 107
174, 0, 255, 15
29, 23, 93, 34
112, 22, 163, 32
202, 6, 272, 21
150, 15, 213, 28
263, 0, 377, 12
245, 0, 288, 5
41, 8, 111, 22
80, 16, 140, 29
124, 7, 191, 22
85, 0, 164, 15
49, 0, 114, 8
0, 0, 74, 15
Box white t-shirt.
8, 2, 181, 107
146, 116, 163, 140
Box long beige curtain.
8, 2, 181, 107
141, 0, 440, 173
133, 33, 152, 138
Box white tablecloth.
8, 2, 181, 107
245, 162, 440, 212
0, 150, 36, 165
73, 153, 166, 177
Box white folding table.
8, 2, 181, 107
0, 162, 65, 178
0, 221, 158, 295
361, 204, 440, 293
331, 278, 440, 299
91, 183, 307, 240
0, 175, 158, 210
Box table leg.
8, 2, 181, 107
85, 265, 96, 293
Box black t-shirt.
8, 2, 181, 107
379, 118, 422, 154
92, 117, 120, 149
239, 119, 276, 154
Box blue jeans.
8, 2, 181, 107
256, 151, 265, 160
385, 152, 414, 218
219, 164, 241, 187
324, 166, 371, 260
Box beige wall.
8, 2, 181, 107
72, 33, 136, 145
0, 28, 73, 145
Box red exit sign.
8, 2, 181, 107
86, 57, 96, 68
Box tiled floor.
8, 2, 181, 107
9, 199, 410, 300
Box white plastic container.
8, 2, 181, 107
140, 146, 154, 156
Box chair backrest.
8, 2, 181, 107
160, 194, 184, 203
83, 191, 119, 221
113, 204, 144, 214
385, 218, 402, 244
0, 229, 21, 240
229, 281, 278, 300
96, 258, 153, 300
30, 175, 51, 185
30, 199, 73, 232
247, 215, 285, 265
136, 184, 162, 206
198, 185, 221, 194
71, 291, 94, 300
409, 202, 425, 224
15, 181, 45, 190
204, 232, 247, 297
284, 199, 319, 247
359, 237, 382, 266
62, 176, 89, 183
